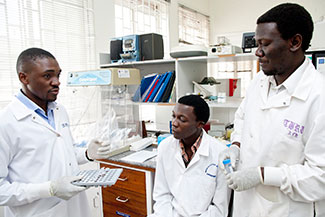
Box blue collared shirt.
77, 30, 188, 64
16, 90, 56, 129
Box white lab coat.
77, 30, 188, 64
149, 130, 230, 217
0, 97, 91, 217
231, 58, 325, 217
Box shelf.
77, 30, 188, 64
177, 53, 257, 63
100, 59, 175, 68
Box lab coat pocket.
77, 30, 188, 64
32, 201, 66, 217
254, 188, 289, 217
256, 185, 279, 202
269, 134, 304, 165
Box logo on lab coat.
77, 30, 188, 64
283, 119, 304, 138
205, 163, 218, 178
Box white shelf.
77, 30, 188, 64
177, 53, 257, 63
100, 59, 175, 68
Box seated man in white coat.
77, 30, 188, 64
149, 95, 230, 217
0, 48, 111, 217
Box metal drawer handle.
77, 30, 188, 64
118, 177, 128, 182
116, 196, 129, 203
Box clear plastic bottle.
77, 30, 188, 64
223, 159, 233, 174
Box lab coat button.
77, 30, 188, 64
69, 163, 72, 166
32, 116, 35, 119
283, 102, 286, 105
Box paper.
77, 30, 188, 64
121, 150, 157, 163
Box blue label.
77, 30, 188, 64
67, 70, 111, 86
319, 58, 325, 64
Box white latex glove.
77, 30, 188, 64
218, 145, 240, 172
50, 176, 86, 200
87, 139, 111, 160
226, 167, 263, 191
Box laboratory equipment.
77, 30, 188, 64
120, 35, 141, 62
242, 32, 257, 53
170, 45, 208, 58
223, 159, 233, 174
140, 33, 164, 60
110, 39, 123, 63
209, 45, 242, 55
72, 168, 123, 187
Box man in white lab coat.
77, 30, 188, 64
0, 48, 111, 217
218, 3, 325, 217
150, 95, 230, 217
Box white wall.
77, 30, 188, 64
208, 0, 325, 47
93, 0, 325, 60
93, 0, 210, 62
94, 0, 115, 65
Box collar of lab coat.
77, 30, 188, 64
11, 97, 36, 120
290, 58, 316, 101
10, 97, 60, 135
259, 58, 315, 107
11, 95, 58, 121
176, 130, 210, 169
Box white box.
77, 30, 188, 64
209, 45, 242, 56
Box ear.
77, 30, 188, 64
196, 121, 205, 129
289, 34, 303, 52
18, 72, 29, 85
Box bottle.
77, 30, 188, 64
223, 159, 233, 174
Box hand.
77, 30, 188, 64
218, 145, 240, 172
87, 139, 111, 160
226, 167, 263, 191
50, 176, 86, 200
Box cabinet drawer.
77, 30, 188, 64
100, 163, 146, 194
102, 187, 147, 216
103, 203, 146, 217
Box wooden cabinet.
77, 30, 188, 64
100, 160, 155, 217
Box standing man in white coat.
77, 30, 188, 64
149, 95, 230, 217
0, 48, 111, 217
218, 3, 325, 217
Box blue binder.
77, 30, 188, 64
154, 71, 173, 102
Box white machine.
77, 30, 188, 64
208, 45, 242, 56
170, 45, 208, 58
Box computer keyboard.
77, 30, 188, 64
72, 168, 123, 187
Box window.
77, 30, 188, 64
0, 0, 98, 140
178, 4, 210, 46
114, 0, 169, 55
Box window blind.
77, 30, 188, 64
0, 0, 98, 140
178, 4, 210, 46
114, 0, 169, 55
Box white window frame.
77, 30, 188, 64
0, 0, 98, 140
114, 0, 169, 55
178, 4, 210, 46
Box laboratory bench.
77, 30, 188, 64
98, 146, 156, 217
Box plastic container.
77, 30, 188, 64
223, 159, 233, 174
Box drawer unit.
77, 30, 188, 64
102, 187, 146, 216
100, 162, 154, 217
102, 164, 146, 194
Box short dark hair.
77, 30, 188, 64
16, 47, 56, 74
178, 95, 210, 124
257, 3, 313, 51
